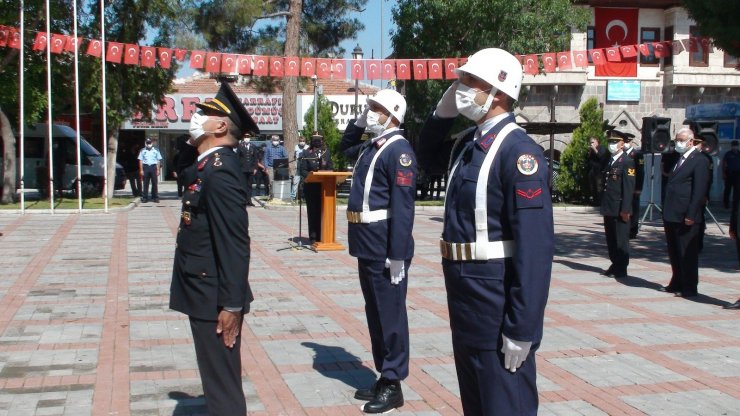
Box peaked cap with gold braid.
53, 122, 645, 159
195, 82, 260, 136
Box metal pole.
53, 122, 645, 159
73, 0, 82, 212
19, 0, 25, 214
312, 75, 318, 130
45, 0, 54, 213
100, 0, 108, 212
354, 79, 359, 117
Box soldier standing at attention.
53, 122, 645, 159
622, 134, 644, 238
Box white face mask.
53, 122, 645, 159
365, 110, 392, 135
675, 140, 690, 154
189, 112, 211, 141
298, 142, 305, 148
272, 140, 280, 146
623, 142, 632, 150
455, 83, 494, 122
146, 144, 153, 150
243, 138, 250, 143
608, 143, 620, 154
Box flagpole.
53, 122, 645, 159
100, 0, 108, 212
19, 0, 25, 214
45, 0, 54, 213
73, 0, 82, 212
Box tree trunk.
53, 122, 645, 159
105, 124, 119, 199
282, 0, 302, 174
0, 107, 18, 204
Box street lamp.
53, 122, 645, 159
311, 74, 318, 130
352, 44, 364, 117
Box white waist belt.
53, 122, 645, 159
440, 239, 515, 261
347, 209, 391, 224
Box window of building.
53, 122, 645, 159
587, 26, 594, 64
689, 26, 709, 67
725, 53, 738, 68
640, 28, 660, 66
664, 26, 674, 67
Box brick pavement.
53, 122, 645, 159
0, 186, 738, 415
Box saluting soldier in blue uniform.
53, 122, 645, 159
340, 89, 417, 414
169, 82, 259, 416
417, 48, 554, 416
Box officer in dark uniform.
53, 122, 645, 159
600, 130, 636, 279
622, 133, 644, 238
169, 81, 259, 416
298, 133, 333, 242
237, 133, 258, 206
723, 140, 740, 209
417, 48, 554, 416
340, 89, 416, 414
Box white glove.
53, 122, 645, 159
385, 258, 406, 285
501, 334, 532, 373
434, 81, 459, 118
354, 107, 370, 128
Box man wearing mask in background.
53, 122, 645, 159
340, 89, 417, 414
298, 133, 333, 243
723, 140, 740, 209
237, 133, 257, 206
660, 127, 710, 298
417, 48, 554, 416
263, 134, 288, 200
587, 136, 607, 206
600, 130, 636, 279
623, 134, 644, 238
170, 82, 259, 415
291, 135, 308, 200
138, 138, 162, 203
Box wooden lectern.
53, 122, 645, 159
304, 171, 352, 251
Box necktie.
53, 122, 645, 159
675, 156, 685, 171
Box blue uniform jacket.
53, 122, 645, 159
341, 121, 417, 261
418, 113, 554, 347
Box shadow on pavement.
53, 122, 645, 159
168, 391, 207, 416
301, 341, 376, 390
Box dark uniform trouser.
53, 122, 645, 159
303, 182, 322, 241
664, 221, 703, 294
630, 194, 640, 237
604, 215, 630, 275
243, 172, 253, 201
142, 164, 158, 199
189, 317, 246, 416
724, 172, 739, 207
357, 258, 410, 381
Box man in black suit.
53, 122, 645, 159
623, 134, 644, 238
587, 136, 607, 206
170, 81, 259, 415
600, 130, 636, 279
237, 133, 258, 206
660, 127, 711, 298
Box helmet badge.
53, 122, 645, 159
498, 70, 507, 82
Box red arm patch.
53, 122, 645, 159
514, 180, 545, 209
396, 170, 414, 187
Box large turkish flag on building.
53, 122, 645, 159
595, 7, 638, 77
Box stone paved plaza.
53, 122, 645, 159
0, 186, 738, 415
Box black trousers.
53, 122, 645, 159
588, 170, 603, 205
142, 164, 158, 199
243, 172, 253, 201
303, 182, 322, 241
189, 317, 246, 416
603, 215, 630, 275
664, 221, 703, 295
357, 258, 410, 381
724, 172, 739, 207
630, 194, 640, 237
126, 171, 142, 196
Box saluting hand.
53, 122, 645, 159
216, 310, 242, 348
435, 81, 459, 119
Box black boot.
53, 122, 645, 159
362, 378, 403, 414
354, 379, 378, 401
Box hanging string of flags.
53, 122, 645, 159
0, 25, 714, 80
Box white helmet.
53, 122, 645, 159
367, 89, 407, 124
455, 48, 523, 101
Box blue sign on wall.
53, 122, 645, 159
607, 80, 641, 102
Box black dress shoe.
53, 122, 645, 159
141, 198, 148, 203
354, 380, 378, 401
363, 379, 403, 414
613, 273, 627, 279
723, 300, 740, 310
601, 268, 614, 277
658, 286, 678, 293
675, 292, 698, 298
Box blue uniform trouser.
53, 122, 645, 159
357, 258, 410, 381
142, 164, 158, 199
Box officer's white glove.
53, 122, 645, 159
434, 81, 459, 119
501, 334, 532, 373
385, 258, 406, 285
354, 107, 370, 128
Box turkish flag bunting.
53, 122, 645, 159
445, 58, 458, 79
221, 54, 237, 72
64, 36, 82, 53
350, 60, 364, 80
589, 49, 606, 66
123, 44, 140, 65
523, 54, 538, 75
653, 42, 669, 58
557, 52, 572, 70
270, 57, 284, 77
381, 61, 395, 80
205, 52, 221, 72
316, 58, 332, 79
236, 55, 251, 74
605, 47, 621, 62
86, 39, 103, 57
573, 50, 589, 67
638, 43, 651, 57
619, 44, 637, 58
157, 48, 172, 69
396, 59, 411, 80
33, 32, 48, 51
252, 56, 268, 76
700, 37, 713, 53
542, 53, 557, 73
332, 59, 346, 79
50, 35, 67, 54
594, 7, 638, 76
671, 40, 684, 55
174, 48, 187, 61
139, 47, 155, 67
366, 60, 381, 80
190, 51, 205, 69
284, 56, 300, 76
300, 58, 315, 77
428, 59, 443, 79
0, 27, 8, 47
413, 60, 428, 80
106, 42, 124, 63
7, 28, 21, 49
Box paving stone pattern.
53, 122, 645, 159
0, 187, 738, 415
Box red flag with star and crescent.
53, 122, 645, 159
594, 7, 638, 77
